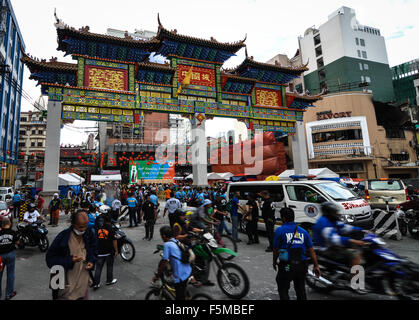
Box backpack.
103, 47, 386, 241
171, 240, 195, 264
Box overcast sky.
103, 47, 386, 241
11, 0, 419, 144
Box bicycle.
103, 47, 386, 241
145, 274, 212, 300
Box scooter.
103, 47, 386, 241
306, 232, 419, 299
112, 221, 136, 262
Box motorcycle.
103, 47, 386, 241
156, 230, 250, 300
112, 221, 136, 262
400, 196, 419, 239
306, 232, 419, 299
16, 220, 49, 252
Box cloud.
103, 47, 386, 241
386, 25, 414, 40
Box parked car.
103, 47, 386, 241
0, 187, 14, 204
359, 179, 408, 210
0, 201, 12, 226
403, 178, 419, 195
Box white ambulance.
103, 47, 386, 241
226, 179, 373, 231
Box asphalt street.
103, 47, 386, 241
6, 210, 419, 301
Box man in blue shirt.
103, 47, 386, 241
273, 207, 321, 300
12, 191, 21, 219
152, 226, 192, 300
126, 194, 138, 228
229, 191, 245, 242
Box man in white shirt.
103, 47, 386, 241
23, 203, 44, 239
164, 192, 182, 227
23, 204, 41, 224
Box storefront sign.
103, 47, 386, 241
317, 110, 352, 121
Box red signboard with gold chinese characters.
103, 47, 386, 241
177, 65, 215, 87
255, 88, 282, 107
84, 65, 129, 91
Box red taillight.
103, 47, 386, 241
396, 205, 401, 210
405, 189, 410, 201
365, 189, 370, 200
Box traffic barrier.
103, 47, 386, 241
19, 201, 28, 223
372, 209, 402, 240
119, 205, 129, 221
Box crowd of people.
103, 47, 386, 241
0, 180, 383, 301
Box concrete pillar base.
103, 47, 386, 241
191, 118, 208, 187
292, 121, 309, 176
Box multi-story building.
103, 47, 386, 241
301, 91, 418, 179
16, 111, 47, 183
299, 6, 394, 102
392, 59, 419, 106
0, 0, 25, 186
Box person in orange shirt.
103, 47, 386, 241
165, 188, 171, 201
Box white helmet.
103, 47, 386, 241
98, 205, 111, 215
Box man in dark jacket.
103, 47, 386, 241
260, 190, 276, 252
46, 210, 97, 300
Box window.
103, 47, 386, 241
285, 185, 322, 203
313, 129, 363, 143
365, 76, 371, 83
18, 142, 25, 147
362, 51, 368, 59
385, 128, 405, 139
31, 142, 35, 147
357, 50, 361, 58
38, 130, 43, 135
390, 153, 409, 162
369, 180, 403, 191
361, 76, 365, 82
364, 64, 369, 70
20, 117, 27, 122
32, 130, 36, 135
19, 130, 25, 136
229, 185, 285, 203
314, 34, 321, 46
359, 63, 363, 71
355, 38, 359, 45
316, 183, 360, 201
37, 142, 43, 147
360, 39, 365, 47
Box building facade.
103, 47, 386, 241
299, 6, 394, 102
392, 59, 419, 106
0, 0, 25, 186
302, 92, 418, 179
16, 111, 47, 183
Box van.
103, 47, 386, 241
0, 187, 14, 204
359, 179, 407, 210
226, 180, 373, 231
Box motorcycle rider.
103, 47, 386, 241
312, 202, 367, 267
189, 200, 218, 230
23, 203, 44, 241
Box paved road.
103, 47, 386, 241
7, 211, 419, 300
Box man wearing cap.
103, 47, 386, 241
190, 199, 218, 230
164, 192, 182, 227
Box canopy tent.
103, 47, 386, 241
279, 168, 339, 180
36, 173, 83, 197
67, 173, 85, 183
90, 174, 122, 182
218, 172, 234, 180
186, 172, 234, 181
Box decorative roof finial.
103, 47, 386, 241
54, 8, 66, 29
157, 13, 163, 28
241, 33, 247, 43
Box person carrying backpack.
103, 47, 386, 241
152, 226, 192, 300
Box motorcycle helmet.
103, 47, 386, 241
99, 205, 111, 215
28, 203, 36, 212
321, 202, 341, 222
